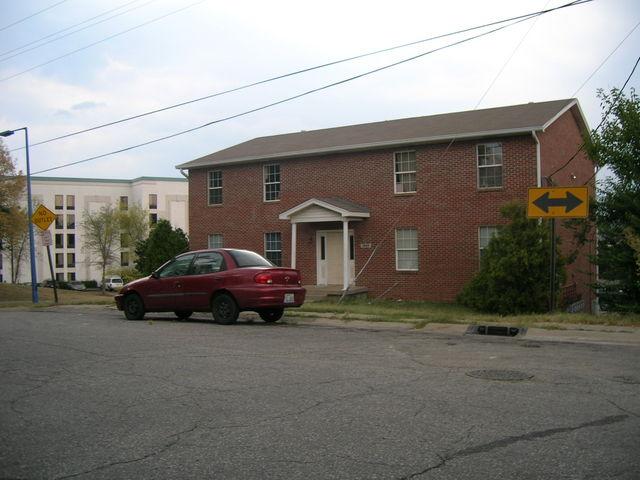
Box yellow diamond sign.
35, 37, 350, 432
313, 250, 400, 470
31, 204, 56, 231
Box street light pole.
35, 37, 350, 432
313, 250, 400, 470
1, 127, 38, 303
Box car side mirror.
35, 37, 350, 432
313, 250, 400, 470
151, 271, 159, 279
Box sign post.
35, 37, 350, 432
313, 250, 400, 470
527, 187, 589, 312
31, 205, 58, 304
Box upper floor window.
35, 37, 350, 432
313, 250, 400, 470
54, 195, 63, 210
263, 164, 281, 202
67, 253, 75, 268
394, 151, 416, 194
55, 234, 64, 249
121, 251, 130, 267
477, 143, 503, 189
264, 232, 282, 266
479, 226, 499, 262
148, 194, 157, 210
120, 196, 129, 210
67, 234, 75, 249
395, 228, 418, 271
208, 171, 223, 205
55, 214, 64, 229
149, 213, 158, 225
66, 195, 75, 210
67, 214, 75, 229
208, 233, 223, 249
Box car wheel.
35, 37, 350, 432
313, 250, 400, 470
123, 294, 145, 320
258, 308, 284, 323
174, 310, 193, 320
212, 293, 239, 325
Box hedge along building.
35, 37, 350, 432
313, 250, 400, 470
177, 99, 596, 311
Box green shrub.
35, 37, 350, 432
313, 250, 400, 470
457, 202, 564, 315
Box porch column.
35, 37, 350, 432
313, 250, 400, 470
342, 220, 349, 290
291, 222, 297, 269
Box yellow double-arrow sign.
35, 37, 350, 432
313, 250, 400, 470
527, 187, 589, 218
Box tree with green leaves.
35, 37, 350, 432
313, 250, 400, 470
134, 219, 189, 276
1, 206, 29, 283
585, 88, 640, 312
82, 204, 121, 292
458, 202, 564, 315
0, 141, 27, 282
117, 202, 148, 261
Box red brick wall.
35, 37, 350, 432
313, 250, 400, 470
188, 134, 543, 303
538, 106, 597, 312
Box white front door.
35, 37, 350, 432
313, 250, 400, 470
316, 230, 355, 286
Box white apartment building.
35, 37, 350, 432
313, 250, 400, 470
1, 176, 188, 284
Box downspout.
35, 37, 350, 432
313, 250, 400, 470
531, 130, 541, 187
179, 168, 189, 179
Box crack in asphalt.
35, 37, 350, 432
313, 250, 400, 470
397, 414, 630, 479
53, 423, 199, 480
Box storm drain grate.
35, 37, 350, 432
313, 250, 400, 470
467, 369, 534, 382
466, 325, 527, 337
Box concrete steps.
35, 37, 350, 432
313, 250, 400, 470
304, 285, 369, 302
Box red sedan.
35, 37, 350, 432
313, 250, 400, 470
115, 249, 306, 324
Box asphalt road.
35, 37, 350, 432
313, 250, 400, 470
1, 308, 639, 480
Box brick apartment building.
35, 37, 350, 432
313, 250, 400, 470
177, 99, 596, 311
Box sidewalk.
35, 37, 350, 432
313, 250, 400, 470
289, 316, 640, 347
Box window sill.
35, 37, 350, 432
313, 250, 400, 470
207, 203, 224, 207
477, 186, 504, 192
396, 269, 419, 273
394, 192, 416, 197
263, 199, 281, 204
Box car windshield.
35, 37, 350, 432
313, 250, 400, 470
229, 249, 273, 268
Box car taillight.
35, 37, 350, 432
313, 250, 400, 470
254, 272, 273, 284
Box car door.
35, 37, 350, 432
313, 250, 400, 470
144, 253, 196, 310
177, 251, 226, 310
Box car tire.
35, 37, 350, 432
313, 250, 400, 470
258, 308, 284, 323
123, 294, 145, 321
212, 293, 239, 325
174, 310, 193, 320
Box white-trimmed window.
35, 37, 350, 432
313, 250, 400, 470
208, 170, 223, 205
394, 151, 417, 193
479, 226, 499, 261
263, 164, 281, 202
395, 228, 418, 271
264, 232, 282, 266
477, 143, 503, 188
208, 233, 223, 249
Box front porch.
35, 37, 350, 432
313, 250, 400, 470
304, 284, 369, 302
279, 197, 370, 291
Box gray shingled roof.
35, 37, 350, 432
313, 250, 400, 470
317, 197, 370, 214
177, 99, 581, 169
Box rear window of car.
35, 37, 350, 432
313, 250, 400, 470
229, 250, 274, 268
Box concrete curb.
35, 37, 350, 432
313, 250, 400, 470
288, 317, 640, 347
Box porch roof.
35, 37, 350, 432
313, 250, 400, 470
279, 197, 370, 223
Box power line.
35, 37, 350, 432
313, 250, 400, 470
0, 0, 158, 62
18, 0, 592, 152
572, 19, 640, 96
548, 54, 640, 183
31, 12, 559, 175
475, 0, 551, 109
0, 0, 69, 33
0, 0, 209, 83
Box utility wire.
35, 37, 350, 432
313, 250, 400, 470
0, 0, 158, 62
572, 19, 640, 96
0, 0, 69, 33
0, 0, 209, 83
475, 0, 550, 109
548, 54, 640, 183
31, 13, 554, 175
17, 0, 591, 152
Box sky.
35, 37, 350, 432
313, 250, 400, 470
0, 0, 638, 180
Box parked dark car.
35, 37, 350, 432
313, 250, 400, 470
115, 249, 306, 324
